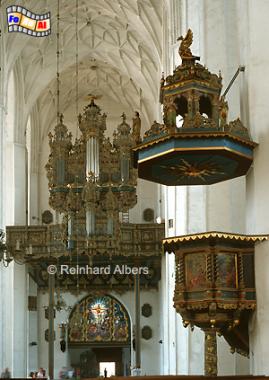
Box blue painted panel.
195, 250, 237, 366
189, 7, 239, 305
138, 137, 253, 162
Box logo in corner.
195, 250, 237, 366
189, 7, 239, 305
7, 5, 51, 37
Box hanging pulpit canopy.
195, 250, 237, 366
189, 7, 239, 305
133, 29, 257, 186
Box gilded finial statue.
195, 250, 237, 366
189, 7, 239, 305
177, 28, 200, 61
121, 112, 127, 123
85, 93, 102, 104
132, 111, 141, 145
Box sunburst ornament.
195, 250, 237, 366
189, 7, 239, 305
161, 158, 225, 183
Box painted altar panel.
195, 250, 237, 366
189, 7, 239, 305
69, 295, 130, 344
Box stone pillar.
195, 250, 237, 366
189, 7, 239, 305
29, 172, 39, 224
12, 143, 28, 377
48, 273, 55, 380
14, 143, 27, 224
28, 109, 40, 225
161, 0, 206, 374
28, 275, 38, 374
0, 98, 5, 371
242, 1, 269, 374
134, 272, 141, 374
203, 0, 246, 237
1, 263, 13, 372
163, 186, 177, 375
2, 140, 28, 376
0, 104, 4, 229
4, 138, 28, 378
0, 66, 13, 373
13, 263, 27, 377
0, 267, 3, 370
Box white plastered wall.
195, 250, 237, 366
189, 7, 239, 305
239, 0, 269, 375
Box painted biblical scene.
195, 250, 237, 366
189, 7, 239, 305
86, 298, 111, 341
69, 295, 130, 344
185, 253, 207, 290
216, 253, 236, 288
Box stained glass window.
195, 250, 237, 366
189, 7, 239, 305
69, 295, 130, 344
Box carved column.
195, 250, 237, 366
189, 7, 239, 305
134, 272, 141, 374
48, 273, 55, 380
204, 328, 218, 376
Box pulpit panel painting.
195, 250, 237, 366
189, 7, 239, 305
185, 253, 207, 290
69, 295, 130, 344
216, 253, 237, 288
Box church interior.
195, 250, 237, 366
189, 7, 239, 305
1, 0, 269, 378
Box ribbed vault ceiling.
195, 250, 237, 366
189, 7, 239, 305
2, 0, 163, 138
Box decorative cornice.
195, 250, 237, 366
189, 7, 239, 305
133, 131, 258, 153
163, 231, 269, 246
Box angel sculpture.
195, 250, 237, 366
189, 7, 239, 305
177, 28, 199, 61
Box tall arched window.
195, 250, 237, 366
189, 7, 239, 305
69, 294, 130, 345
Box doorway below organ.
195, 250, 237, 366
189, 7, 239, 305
99, 361, 115, 377
69, 346, 131, 378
